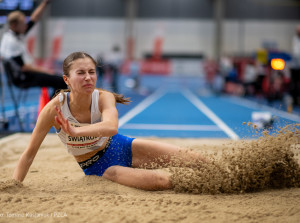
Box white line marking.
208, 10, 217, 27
118, 88, 166, 128
120, 123, 222, 131
1, 105, 37, 117
226, 96, 300, 122
0, 133, 23, 145
182, 89, 240, 140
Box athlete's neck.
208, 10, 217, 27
69, 92, 92, 113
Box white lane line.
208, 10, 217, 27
120, 123, 222, 131
182, 89, 240, 140
226, 96, 300, 122
118, 88, 166, 128
2, 105, 37, 117
0, 133, 23, 145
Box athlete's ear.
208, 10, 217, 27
63, 75, 69, 85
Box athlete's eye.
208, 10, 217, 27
77, 70, 85, 75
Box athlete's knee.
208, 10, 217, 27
153, 171, 173, 190
102, 166, 119, 181
157, 175, 171, 189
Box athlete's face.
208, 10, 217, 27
64, 58, 97, 95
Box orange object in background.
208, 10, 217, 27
271, 58, 285, 70
126, 37, 135, 60
51, 36, 62, 60
37, 87, 50, 117
140, 59, 170, 75
26, 36, 35, 55
153, 37, 163, 60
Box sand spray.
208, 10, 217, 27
168, 123, 300, 194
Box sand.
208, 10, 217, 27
0, 129, 300, 223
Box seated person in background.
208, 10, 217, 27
104, 45, 124, 93
243, 61, 257, 96
0, 0, 66, 97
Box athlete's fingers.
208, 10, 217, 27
55, 106, 67, 121
55, 106, 62, 116
64, 120, 70, 131
55, 116, 62, 126
58, 117, 72, 135
54, 106, 62, 117
54, 106, 75, 136
54, 109, 66, 125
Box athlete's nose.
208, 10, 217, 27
85, 73, 92, 80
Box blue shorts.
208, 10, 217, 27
81, 134, 134, 176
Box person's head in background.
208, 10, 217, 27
7, 11, 27, 34
296, 25, 300, 38
113, 45, 120, 52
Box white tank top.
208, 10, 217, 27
56, 89, 107, 156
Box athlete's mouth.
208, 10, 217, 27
83, 84, 93, 88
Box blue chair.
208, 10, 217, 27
1, 59, 33, 131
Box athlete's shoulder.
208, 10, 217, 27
97, 89, 114, 98
50, 93, 63, 106
40, 95, 61, 115
97, 89, 116, 109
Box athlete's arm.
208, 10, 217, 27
13, 98, 59, 182
55, 91, 118, 138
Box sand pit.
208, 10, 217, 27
0, 129, 299, 223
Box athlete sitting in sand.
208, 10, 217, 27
13, 51, 207, 191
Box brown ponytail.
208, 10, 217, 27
98, 88, 131, 105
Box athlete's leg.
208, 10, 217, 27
131, 139, 207, 168
102, 165, 172, 190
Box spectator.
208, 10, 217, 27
0, 0, 67, 97
243, 61, 257, 96
290, 25, 300, 106
104, 45, 124, 93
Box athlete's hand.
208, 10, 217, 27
0, 179, 23, 191
55, 106, 77, 137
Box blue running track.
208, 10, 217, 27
1, 75, 299, 139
